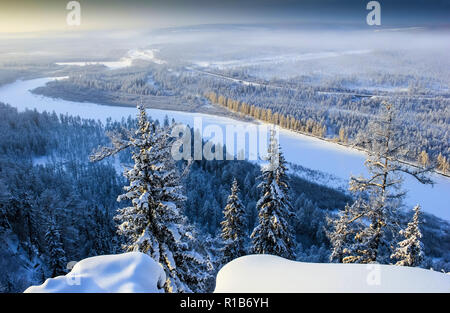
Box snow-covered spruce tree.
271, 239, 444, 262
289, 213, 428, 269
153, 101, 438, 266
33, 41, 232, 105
336, 102, 433, 264
90, 104, 212, 293
327, 205, 353, 263
221, 178, 247, 264
391, 205, 424, 267
251, 129, 296, 259
45, 217, 67, 277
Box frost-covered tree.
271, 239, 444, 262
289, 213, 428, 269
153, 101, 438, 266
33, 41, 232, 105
327, 205, 352, 263
437, 153, 449, 174
391, 205, 424, 267
91, 104, 212, 292
45, 218, 67, 277
221, 178, 247, 264
251, 129, 296, 259
418, 150, 429, 167
335, 102, 433, 264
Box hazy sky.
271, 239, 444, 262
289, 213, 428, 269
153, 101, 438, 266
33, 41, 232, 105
0, 0, 449, 33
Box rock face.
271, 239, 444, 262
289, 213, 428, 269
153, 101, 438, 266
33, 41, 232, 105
24, 252, 166, 293
214, 254, 450, 293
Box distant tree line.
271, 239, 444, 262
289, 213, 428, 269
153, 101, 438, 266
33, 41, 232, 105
205, 92, 327, 137
204, 91, 449, 175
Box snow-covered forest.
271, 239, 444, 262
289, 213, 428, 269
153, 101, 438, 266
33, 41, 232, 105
1, 101, 449, 292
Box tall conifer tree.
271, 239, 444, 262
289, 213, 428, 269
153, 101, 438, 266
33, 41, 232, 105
221, 178, 247, 264
251, 129, 296, 259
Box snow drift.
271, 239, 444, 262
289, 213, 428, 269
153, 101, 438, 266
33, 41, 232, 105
214, 255, 450, 293
24, 252, 166, 293
24, 253, 450, 293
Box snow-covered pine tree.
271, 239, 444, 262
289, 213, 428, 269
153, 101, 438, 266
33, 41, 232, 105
251, 129, 296, 259
336, 102, 433, 264
221, 178, 247, 264
327, 204, 353, 263
391, 205, 424, 267
91, 104, 212, 293
151, 123, 213, 292
45, 217, 67, 277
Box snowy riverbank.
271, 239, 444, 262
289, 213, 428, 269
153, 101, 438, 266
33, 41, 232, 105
0, 77, 448, 220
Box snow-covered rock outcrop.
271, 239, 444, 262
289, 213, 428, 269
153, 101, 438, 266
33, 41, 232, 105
24, 252, 166, 293
214, 255, 450, 293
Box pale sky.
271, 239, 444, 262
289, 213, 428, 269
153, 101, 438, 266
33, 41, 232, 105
0, 0, 448, 34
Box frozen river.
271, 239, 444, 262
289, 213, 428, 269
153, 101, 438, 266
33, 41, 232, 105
0, 77, 448, 221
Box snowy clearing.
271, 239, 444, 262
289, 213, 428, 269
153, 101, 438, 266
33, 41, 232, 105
214, 255, 450, 293
0, 77, 448, 221
24, 252, 166, 293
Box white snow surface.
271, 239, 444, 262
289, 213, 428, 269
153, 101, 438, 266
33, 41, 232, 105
24, 252, 166, 293
56, 49, 166, 69
214, 255, 450, 293
0, 77, 449, 221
